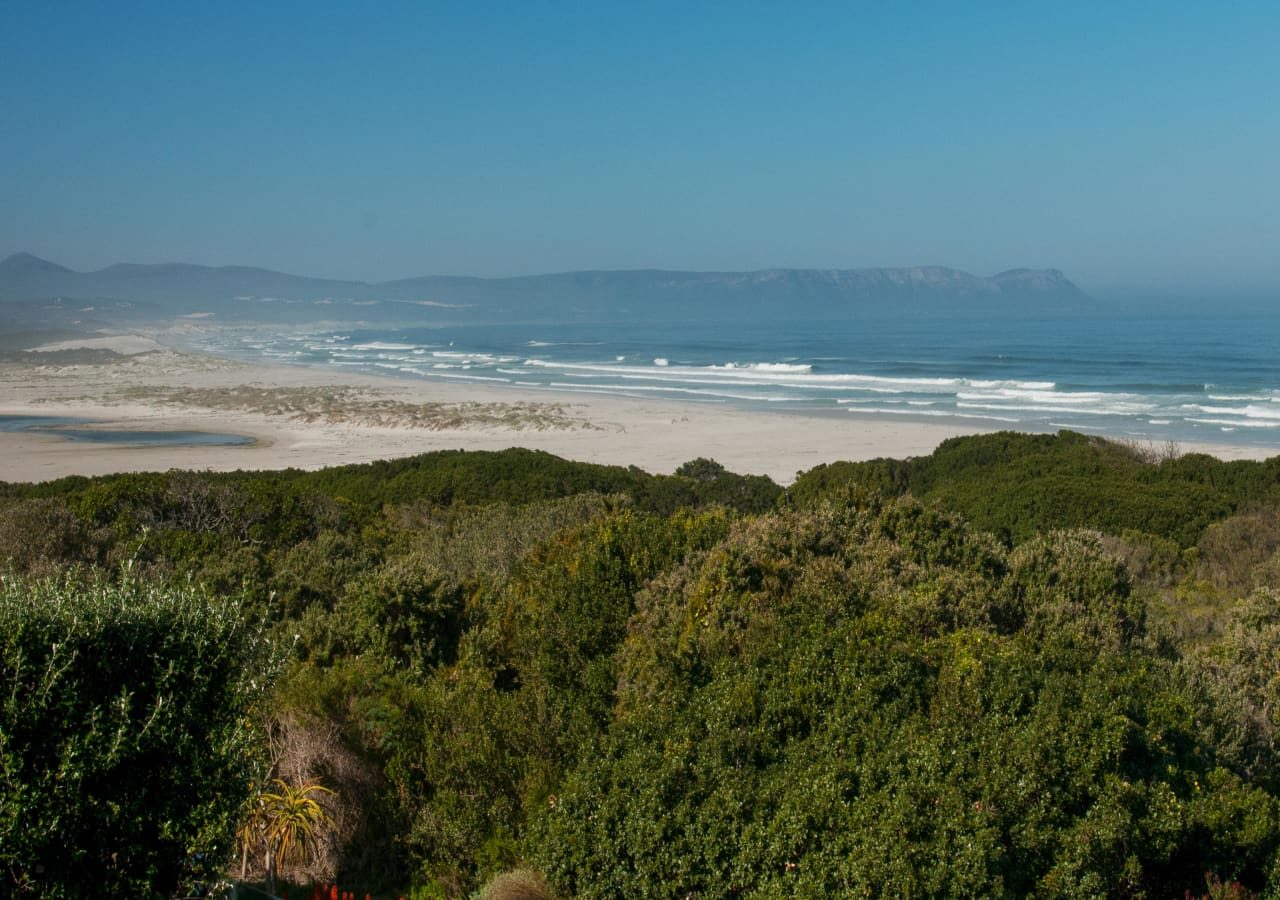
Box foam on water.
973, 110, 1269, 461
843, 407, 1021, 423
1186, 404, 1280, 421
710, 362, 814, 373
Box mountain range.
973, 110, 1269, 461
0, 252, 1090, 325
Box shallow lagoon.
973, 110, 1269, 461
0, 415, 254, 447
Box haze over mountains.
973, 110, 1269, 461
0, 252, 1090, 326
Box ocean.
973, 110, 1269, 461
190, 307, 1280, 450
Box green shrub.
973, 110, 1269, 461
1182, 589, 1280, 791
0, 497, 101, 573
0, 572, 281, 897
530, 499, 1280, 897
788, 431, 1280, 547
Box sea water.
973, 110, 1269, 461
189, 307, 1280, 450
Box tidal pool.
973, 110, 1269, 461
0, 415, 255, 447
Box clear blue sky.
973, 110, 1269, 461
2, 2, 1277, 295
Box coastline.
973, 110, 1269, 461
0, 335, 1272, 485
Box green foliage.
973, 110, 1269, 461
7, 440, 1280, 896
1182, 589, 1280, 791
1194, 506, 1280, 598
271, 656, 421, 887
0, 572, 280, 898
352, 507, 734, 891
1101, 529, 1184, 591
251, 778, 336, 892
286, 448, 649, 508
263, 448, 779, 515
0, 497, 103, 573
339, 554, 466, 674
388, 493, 622, 588
389, 663, 535, 891
673, 457, 728, 481
0, 450, 777, 607
500, 508, 733, 732
529, 499, 1280, 897
655, 458, 781, 514
1005, 530, 1143, 650
789, 430, 1280, 547
269, 528, 377, 619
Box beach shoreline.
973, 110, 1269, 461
0, 333, 1272, 485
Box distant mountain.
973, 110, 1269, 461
0, 252, 74, 294
0, 251, 73, 275
0, 253, 1092, 324
990, 268, 1081, 298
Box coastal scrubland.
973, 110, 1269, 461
4, 434, 1280, 897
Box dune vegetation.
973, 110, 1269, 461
3, 433, 1280, 897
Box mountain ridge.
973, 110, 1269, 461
0, 252, 1092, 324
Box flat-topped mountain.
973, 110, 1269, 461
0, 253, 1091, 324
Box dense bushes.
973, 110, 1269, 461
790, 430, 1280, 546
277, 506, 735, 891
530, 501, 1280, 897
1181, 589, 1280, 791
0, 573, 279, 897
0, 449, 781, 591
5, 438, 1280, 896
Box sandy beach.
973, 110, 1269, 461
0, 334, 1272, 485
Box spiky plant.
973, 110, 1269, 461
255, 779, 334, 894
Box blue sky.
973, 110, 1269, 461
2, 2, 1277, 295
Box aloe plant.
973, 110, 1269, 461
239, 778, 335, 895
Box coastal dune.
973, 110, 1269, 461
0, 335, 1269, 485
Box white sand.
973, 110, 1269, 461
0, 335, 1271, 484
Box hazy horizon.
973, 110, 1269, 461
0, 248, 1077, 281
4, 4, 1278, 298
4, 250, 1275, 310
